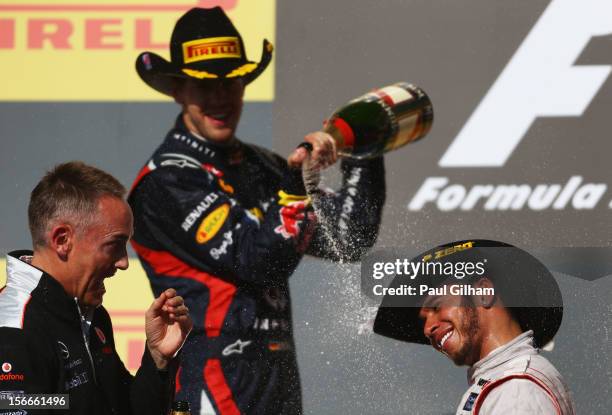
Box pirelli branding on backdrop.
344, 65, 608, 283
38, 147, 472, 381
0, 0, 275, 101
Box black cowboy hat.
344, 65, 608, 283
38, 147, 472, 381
373, 239, 563, 348
135, 7, 273, 96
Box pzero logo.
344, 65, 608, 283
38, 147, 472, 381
439, 0, 612, 167
1, 362, 11, 373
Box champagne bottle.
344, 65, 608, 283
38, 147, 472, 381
169, 401, 191, 415
323, 82, 433, 159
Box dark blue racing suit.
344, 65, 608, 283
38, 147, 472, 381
128, 116, 385, 414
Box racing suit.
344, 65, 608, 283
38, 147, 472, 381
128, 115, 385, 414
456, 331, 576, 414
0, 251, 176, 415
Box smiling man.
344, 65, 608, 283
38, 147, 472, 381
130, 6, 385, 415
374, 240, 576, 414
0, 161, 192, 415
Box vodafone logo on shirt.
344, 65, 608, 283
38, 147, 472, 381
0, 362, 24, 381
1, 362, 11, 373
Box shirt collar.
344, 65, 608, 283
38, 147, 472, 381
467, 330, 536, 384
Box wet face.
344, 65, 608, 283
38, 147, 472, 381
71, 196, 133, 308
174, 78, 245, 142
418, 292, 482, 366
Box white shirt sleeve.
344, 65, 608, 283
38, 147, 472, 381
479, 378, 558, 414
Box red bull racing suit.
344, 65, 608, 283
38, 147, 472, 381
128, 116, 385, 414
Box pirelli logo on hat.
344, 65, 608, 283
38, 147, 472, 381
183, 36, 241, 64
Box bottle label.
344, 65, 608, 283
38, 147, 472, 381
390, 112, 422, 150
375, 85, 414, 107
331, 82, 433, 159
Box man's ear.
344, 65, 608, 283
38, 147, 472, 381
473, 277, 496, 308
49, 223, 74, 261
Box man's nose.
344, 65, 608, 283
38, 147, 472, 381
115, 254, 129, 271
210, 84, 231, 100
423, 316, 439, 339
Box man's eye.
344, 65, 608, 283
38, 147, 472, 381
106, 241, 124, 252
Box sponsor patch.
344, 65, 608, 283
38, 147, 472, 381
268, 341, 291, 352
218, 178, 234, 194
0, 373, 24, 382
277, 190, 309, 207
181, 193, 220, 232
1, 363, 11, 373
94, 327, 106, 344
477, 378, 489, 387
64, 358, 82, 370
196, 204, 230, 244
0, 390, 24, 400
57, 341, 70, 360
462, 392, 479, 411
142, 53, 152, 70
65, 372, 89, 390
201, 164, 234, 193
182, 36, 242, 64
252, 317, 290, 331
222, 339, 252, 356
422, 241, 474, 262
274, 203, 307, 240
210, 231, 233, 260
274, 191, 309, 240
248, 207, 264, 220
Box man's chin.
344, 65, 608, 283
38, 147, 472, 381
206, 128, 236, 143
450, 356, 467, 366
445, 349, 469, 366
81, 295, 104, 309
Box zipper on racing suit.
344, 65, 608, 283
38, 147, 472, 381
74, 298, 98, 385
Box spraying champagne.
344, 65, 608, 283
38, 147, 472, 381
323, 82, 433, 159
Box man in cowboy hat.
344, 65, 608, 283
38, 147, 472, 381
130, 7, 386, 414
373, 240, 575, 414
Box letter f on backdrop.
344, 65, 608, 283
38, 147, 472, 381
440, 0, 612, 167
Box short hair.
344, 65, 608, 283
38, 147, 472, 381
28, 161, 126, 247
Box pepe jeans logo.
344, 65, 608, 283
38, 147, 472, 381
440, 0, 612, 168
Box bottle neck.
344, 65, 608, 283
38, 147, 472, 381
324, 117, 355, 153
